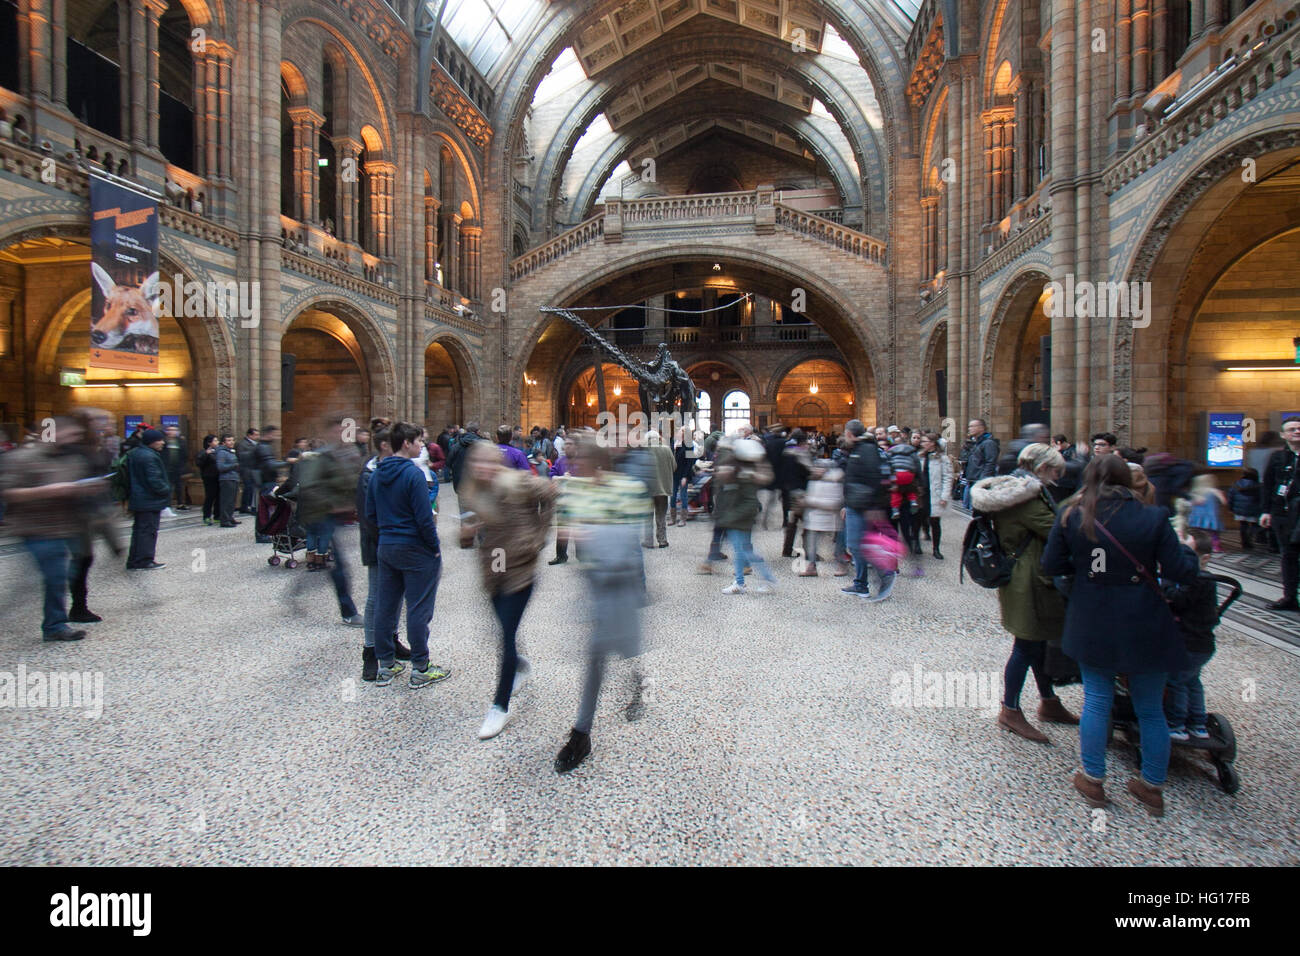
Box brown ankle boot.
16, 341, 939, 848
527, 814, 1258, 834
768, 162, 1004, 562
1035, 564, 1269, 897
1072, 769, 1108, 808
998, 705, 1050, 743
1038, 696, 1080, 725
1127, 777, 1165, 817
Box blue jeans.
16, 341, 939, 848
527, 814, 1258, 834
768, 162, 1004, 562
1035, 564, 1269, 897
307, 516, 357, 619
25, 537, 73, 635
726, 529, 774, 587
363, 563, 379, 649
844, 508, 869, 590
1166, 651, 1213, 730
240, 470, 258, 511
1080, 667, 1171, 786
675, 480, 689, 515
126, 509, 161, 567
373, 542, 441, 669
491, 584, 533, 709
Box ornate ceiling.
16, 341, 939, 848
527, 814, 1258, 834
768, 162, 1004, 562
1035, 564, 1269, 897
605, 61, 815, 130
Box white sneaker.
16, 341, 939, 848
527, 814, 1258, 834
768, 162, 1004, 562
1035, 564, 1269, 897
753, 583, 774, 594
161, 507, 177, 518
512, 657, 532, 694
478, 705, 510, 740
722, 583, 747, 594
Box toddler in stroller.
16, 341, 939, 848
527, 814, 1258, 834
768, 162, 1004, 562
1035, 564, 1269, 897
257, 477, 308, 568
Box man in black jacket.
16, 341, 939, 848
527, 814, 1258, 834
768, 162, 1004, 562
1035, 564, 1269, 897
1260, 417, 1300, 611
236, 427, 259, 514
448, 421, 483, 492
962, 419, 999, 507
841, 419, 892, 600
254, 426, 282, 493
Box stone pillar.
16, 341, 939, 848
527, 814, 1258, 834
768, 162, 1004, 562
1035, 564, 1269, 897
424, 195, 439, 284
921, 196, 937, 278
1049, 0, 1079, 436
336, 137, 361, 243
944, 69, 965, 432
459, 221, 482, 301
18, 0, 53, 102
51, 0, 67, 105
1117, 0, 1133, 107
1132, 0, 1152, 101
440, 211, 461, 293
143, 0, 166, 152
288, 107, 323, 223
1152, 0, 1169, 80
197, 42, 235, 184
365, 160, 397, 258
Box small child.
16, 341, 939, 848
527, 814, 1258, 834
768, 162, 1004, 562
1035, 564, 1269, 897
1186, 473, 1226, 551
1163, 529, 1218, 741
886, 438, 921, 520
1227, 467, 1263, 551
799, 461, 845, 576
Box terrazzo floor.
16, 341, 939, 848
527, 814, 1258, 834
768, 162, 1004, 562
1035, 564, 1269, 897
1, 499, 1297, 865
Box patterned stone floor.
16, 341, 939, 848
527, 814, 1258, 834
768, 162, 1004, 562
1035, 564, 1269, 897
1, 499, 1297, 865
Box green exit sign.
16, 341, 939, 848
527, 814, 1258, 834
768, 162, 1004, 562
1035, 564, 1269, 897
60, 368, 86, 387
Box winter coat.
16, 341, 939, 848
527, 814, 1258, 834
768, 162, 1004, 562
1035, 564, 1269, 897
712, 457, 774, 530
921, 450, 953, 506
762, 432, 786, 489
886, 441, 920, 477
971, 472, 1064, 642
365, 455, 440, 555
843, 439, 888, 512
646, 443, 675, 497
1228, 477, 1262, 519
780, 444, 812, 493
673, 444, 695, 484
236, 436, 258, 474
253, 439, 279, 484
163, 437, 189, 481
126, 445, 172, 512
963, 433, 999, 482
463, 469, 558, 595
195, 446, 218, 480
1164, 571, 1218, 656
297, 444, 360, 526
448, 431, 481, 490
355, 457, 380, 566
1042, 490, 1200, 674
803, 469, 844, 532
214, 445, 240, 481
0, 443, 92, 538
1260, 447, 1299, 521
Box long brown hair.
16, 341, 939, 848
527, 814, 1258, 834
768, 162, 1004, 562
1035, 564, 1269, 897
1061, 453, 1133, 542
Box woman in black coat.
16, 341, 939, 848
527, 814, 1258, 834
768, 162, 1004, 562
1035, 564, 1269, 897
197, 435, 220, 525
1043, 454, 1199, 818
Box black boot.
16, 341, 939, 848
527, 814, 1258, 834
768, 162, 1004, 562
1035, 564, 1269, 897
68, 605, 103, 623
932, 522, 943, 559
361, 646, 378, 682
393, 635, 411, 660
555, 729, 592, 773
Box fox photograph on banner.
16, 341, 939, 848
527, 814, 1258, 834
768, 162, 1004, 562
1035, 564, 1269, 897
88, 174, 161, 373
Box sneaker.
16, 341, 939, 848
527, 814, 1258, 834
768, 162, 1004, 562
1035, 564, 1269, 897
42, 629, 86, 643
127, 561, 166, 571
909, 501, 920, 514
361, 646, 378, 682
478, 705, 510, 740
161, 507, 177, 518
512, 657, 532, 694
375, 661, 407, 687
68, 608, 102, 623
1168, 727, 1189, 742
753, 583, 774, 594
841, 584, 870, 596
548, 556, 568, 565
1189, 726, 1210, 739
555, 729, 592, 774
889, 508, 900, 520
409, 663, 451, 689
722, 582, 747, 594
866, 574, 896, 603
342, 614, 365, 628
203, 517, 213, 526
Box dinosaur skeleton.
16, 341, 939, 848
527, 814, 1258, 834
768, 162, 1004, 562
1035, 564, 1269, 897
542, 306, 697, 417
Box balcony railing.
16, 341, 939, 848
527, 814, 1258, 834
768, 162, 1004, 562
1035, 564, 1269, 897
586, 323, 834, 349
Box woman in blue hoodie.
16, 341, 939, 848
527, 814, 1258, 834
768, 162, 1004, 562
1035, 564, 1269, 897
364, 422, 451, 689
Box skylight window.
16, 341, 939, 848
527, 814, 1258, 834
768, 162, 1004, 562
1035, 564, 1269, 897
435, 0, 546, 79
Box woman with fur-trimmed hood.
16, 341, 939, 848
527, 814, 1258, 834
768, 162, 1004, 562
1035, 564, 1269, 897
971, 443, 1078, 744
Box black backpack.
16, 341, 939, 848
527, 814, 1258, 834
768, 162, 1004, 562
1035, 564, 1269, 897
960, 512, 1029, 588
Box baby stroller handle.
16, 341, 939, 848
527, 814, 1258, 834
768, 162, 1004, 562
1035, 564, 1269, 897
1206, 573, 1244, 623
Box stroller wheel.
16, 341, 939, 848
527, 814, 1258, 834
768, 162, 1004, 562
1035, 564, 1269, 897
1206, 713, 1237, 763
1215, 761, 1241, 795
285, 559, 299, 569
268, 556, 280, 566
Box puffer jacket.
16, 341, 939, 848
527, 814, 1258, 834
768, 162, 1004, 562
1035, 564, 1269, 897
712, 456, 774, 530
921, 451, 953, 506
971, 471, 1064, 642
126, 444, 172, 512
886, 441, 921, 477
463, 468, 558, 595
803, 468, 844, 532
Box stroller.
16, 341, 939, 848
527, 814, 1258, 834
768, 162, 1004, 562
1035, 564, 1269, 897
1108, 573, 1245, 794
686, 464, 713, 516
257, 486, 306, 568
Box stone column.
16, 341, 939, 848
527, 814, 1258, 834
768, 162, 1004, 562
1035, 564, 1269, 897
424, 194, 439, 284
143, 0, 166, 152
944, 68, 964, 431
366, 160, 397, 259
335, 137, 361, 243
288, 106, 323, 223
51, 0, 67, 105
1049, 0, 1079, 436
441, 210, 461, 294
1132, 0, 1152, 101
1152, 0, 1169, 80
18, 0, 53, 102
460, 221, 482, 301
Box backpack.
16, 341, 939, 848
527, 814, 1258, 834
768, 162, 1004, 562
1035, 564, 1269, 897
110, 450, 132, 502
959, 512, 1029, 588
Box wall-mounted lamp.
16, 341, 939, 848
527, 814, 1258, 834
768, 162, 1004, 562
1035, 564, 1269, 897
808, 382, 819, 395
612, 385, 622, 397
524, 374, 538, 386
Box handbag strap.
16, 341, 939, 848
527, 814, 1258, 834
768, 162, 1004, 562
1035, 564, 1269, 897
1093, 518, 1164, 598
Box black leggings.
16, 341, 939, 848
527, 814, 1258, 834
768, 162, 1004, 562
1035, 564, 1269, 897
69, 549, 93, 610
929, 517, 942, 552
491, 584, 533, 709
1003, 638, 1055, 710
202, 474, 220, 520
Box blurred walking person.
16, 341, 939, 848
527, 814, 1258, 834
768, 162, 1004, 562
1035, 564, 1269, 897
715, 437, 777, 595
68, 408, 121, 623
459, 442, 558, 739
297, 417, 365, 626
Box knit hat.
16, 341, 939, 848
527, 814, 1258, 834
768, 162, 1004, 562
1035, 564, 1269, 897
732, 438, 764, 462
141, 428, 165, 445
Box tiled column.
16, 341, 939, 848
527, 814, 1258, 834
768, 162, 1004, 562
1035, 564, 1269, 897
424, 194, 439, 283
143, 0, 166, 151
335, 137, 361, 243
460, 221, 481, 301
18, 0, 53, 101
365, 160, 396, 258
441, 210, 461, 294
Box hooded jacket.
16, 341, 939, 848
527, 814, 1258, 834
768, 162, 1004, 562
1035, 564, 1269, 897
355, 456, 380, 566
448, 431, 481, 491
971, 471, 1064, 642
365, 455, 440, 555
463, 468, 557, 595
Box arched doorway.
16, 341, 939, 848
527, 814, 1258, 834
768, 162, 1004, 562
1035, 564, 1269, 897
280, 310, 370, 443
985, 272, 1051, 438
563, 362, 644, 430
425, 336, 479, 429
722, 389, 751, 433
772, 358, 854, 434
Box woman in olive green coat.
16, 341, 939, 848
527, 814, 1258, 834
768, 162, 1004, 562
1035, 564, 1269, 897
971, 443, 1078, 743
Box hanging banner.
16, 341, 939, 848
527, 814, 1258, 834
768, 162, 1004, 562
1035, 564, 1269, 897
89, 175, 160, 373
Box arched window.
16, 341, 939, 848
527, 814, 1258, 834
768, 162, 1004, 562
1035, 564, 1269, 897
693, 391, 712, 435
280, 79, 294, 216
67, 0, 121, 139
723, 390, 750, 434
157, 0, 195, 170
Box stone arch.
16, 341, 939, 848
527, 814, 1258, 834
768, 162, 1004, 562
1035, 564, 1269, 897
433, 130, 482, 221
281, 294, 398, 419
1113, 129, 1300, 445
280, 60, 309, 105
685, 356, 762, 407
763, 351, 854, 404
921, 319, 949, 425
982, 267, 1051, 437
424, 329, 483, 425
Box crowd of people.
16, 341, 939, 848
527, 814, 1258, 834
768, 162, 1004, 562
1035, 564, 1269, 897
3, 407, 1298, 796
